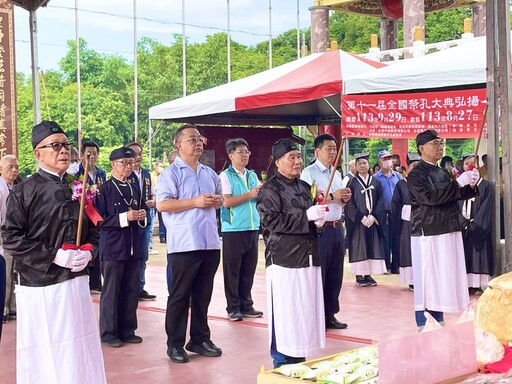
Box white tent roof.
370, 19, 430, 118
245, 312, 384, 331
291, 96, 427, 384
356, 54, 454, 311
343, 37, 486, 95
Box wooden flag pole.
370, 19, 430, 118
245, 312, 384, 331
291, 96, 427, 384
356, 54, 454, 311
473, 103, 489, 168
322, 137, 346, 204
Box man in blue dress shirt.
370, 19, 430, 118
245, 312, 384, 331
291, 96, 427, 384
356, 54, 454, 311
373, 149, 402, 274
157, 123, 223, 364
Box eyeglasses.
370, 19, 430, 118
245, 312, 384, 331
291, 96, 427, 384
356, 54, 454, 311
115, 160, 134, 167
233, 150, 251, 156
179, 136, 206, 144
426, 140, 445, 147
37, 141, 73, 151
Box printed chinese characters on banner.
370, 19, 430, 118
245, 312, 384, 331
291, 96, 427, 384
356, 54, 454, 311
341, 88, 487, 139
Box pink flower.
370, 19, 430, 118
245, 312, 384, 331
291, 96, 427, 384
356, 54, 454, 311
71, 180, 96, 204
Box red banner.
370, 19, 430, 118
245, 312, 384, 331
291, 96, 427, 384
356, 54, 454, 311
341, 88, 487, 139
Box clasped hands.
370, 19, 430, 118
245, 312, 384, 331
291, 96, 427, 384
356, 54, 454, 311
127, 208, 146, 221
195, 194, 223, 209
457, 169, 479, 188
53, 243, 93, 273
361, 215, 377, 228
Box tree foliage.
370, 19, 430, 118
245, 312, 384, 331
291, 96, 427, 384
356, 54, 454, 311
14, 6, 482, 175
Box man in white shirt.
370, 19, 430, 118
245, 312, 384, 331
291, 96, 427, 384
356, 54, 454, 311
301, 134, 352, 330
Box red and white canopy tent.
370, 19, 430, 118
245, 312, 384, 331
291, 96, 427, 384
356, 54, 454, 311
148, 50, 386, 126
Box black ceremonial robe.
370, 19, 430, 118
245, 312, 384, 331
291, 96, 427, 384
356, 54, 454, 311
345, 174, 386, 263
94, 178, 143, 262
391, 179, 412, 268
457, 178, 493, 276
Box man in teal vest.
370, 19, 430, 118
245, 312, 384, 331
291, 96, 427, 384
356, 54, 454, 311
220, 138, 263, 321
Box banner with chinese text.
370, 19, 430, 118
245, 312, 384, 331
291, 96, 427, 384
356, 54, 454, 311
0, 1, 17, 156
341, 88, 487, 139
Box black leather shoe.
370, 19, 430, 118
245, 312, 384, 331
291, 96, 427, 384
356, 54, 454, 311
121, 335, 143, 343
167, 347, 189, 363
185, 340, 222, 357
102, 337, 123, 348
326, 316, 348, 330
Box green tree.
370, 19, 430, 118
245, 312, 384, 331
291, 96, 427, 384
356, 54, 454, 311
59, 38, 106, 86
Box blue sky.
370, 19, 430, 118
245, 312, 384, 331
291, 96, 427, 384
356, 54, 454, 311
13, 0, 314, 75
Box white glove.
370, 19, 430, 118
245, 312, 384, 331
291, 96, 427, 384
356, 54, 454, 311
457, 171, 474, 187
71, 250, 93, 273
401, 205, 411, 221
306, 205, 328, 222
361, 215, 369, 226
53, 249, 76, 269
365, 215, 376, 228
314, 216, 327, 228
469, 169, 480, 187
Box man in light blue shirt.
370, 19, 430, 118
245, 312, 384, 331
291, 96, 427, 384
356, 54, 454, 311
156, 123, 223, 364
301, 133, 352, 330
373, 149, 402, 274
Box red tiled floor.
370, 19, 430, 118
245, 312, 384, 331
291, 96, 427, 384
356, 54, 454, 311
0, 250, 463, 383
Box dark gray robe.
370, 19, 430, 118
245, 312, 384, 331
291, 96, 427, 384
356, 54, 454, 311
457, 178, 493, 275
345, 174, 386, 263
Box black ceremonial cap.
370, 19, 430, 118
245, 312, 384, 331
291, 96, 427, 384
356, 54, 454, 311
354, 152, 370, 162
32, 120, 66, 149
110, 147, 136, 161
272, 138, 299, 160
416, 129, 441, 147
406, 152, 421, 165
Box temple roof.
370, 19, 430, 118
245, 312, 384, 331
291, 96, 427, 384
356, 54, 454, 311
314, 0, 484, 18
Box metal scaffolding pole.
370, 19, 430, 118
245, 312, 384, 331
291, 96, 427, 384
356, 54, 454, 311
29, 10, 40, 124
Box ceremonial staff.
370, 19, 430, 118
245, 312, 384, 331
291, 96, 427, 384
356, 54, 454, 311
473, 103, 489, 168
322, 137, 346, 204
76, 152, 91, 246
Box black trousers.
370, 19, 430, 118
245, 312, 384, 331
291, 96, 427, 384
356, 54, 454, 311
318, 226, 345, 317
165, 250, 220, 348
100, 259, 140, 341
221, 231, 259, 313
383, 211, 399, 273
88, 249, 102, 290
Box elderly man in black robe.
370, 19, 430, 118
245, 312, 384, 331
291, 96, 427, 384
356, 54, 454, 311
94, 147, 146, 348
2, 120, 105, 383
408, 130, 479, 328
257, 138, 328, 368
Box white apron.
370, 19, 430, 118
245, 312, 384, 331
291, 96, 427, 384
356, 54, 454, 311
411, 232, 469, 313
16, 275, 106, 384
399, 266, 414, 285
266, 261, 325, 358
350, 259, 387, 276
